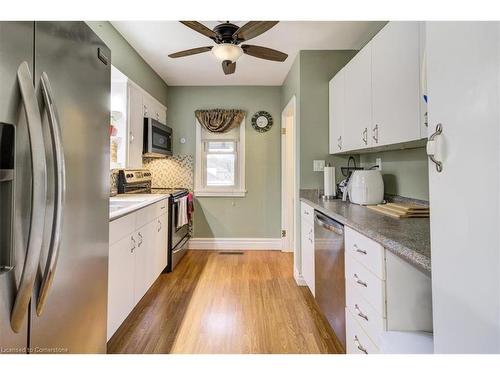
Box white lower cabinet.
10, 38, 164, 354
154, 213, 169, 277
300, 202, 315, 295
133, 221, 155, 305
107, 235, 135, 340
107, 199, 169, 340
344, 226, 432, 354
346, 307, 380, 354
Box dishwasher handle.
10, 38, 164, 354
314, 211, 344, 235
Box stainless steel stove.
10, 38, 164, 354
117, 170, 191, 272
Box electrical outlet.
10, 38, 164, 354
313, 160, 325, 172
376, 157, 382, 171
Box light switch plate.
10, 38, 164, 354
313, 160, 325, 172
376, 157, 382, 171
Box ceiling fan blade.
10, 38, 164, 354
233, 21, 279, 42
222, 60, 236, 75
168, 46, 213, 58
180, 21, 217, 40
241, 45, 288, 62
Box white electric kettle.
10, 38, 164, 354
346, 170, 384, 205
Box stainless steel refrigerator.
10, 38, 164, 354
0, 22, 110, 353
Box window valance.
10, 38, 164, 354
194, 109, 246, 133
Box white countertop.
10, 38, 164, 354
109, 193, 169, 221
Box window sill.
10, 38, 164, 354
194, 190, 247, 197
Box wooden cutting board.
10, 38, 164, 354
385, 202, 429, 212
382, 204, 429, 216
367, 204, 429, 218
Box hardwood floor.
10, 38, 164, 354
107, 250, 344, 354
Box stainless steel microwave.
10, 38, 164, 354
143, 117, 173, 157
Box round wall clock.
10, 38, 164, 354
251, 111, 273, 133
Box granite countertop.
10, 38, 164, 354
300, 190, 431, 275
109, 193, 170, 221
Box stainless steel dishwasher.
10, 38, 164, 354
314, 210, 346, 350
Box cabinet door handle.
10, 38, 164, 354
338, 136, 342, 150
354, 335, 368, 354
372, 124, 379, 143
426, 123, 443, 173
353, 244, 367, 255
354, 273, 367, 288
362, 128, 368, 145
131, 236, 136, 253
157, 219, 162, 232
355, 304, 369, 321
138, 232, 143, 247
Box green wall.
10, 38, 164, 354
86, 21, 168, 105
360, 148, 429, 200
167, 86, 281, 238
281, 50, 358, 188
299, 50, 357, 187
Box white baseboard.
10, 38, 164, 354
188, 237, 282, 251
294, 267, 307, 286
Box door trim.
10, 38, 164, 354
281, 96, 297, 255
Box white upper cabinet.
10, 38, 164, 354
344, 44, 372, 151
127, 81, 168, 168
329, 21, 426, 154
329, 70, 345, 153
127, 82, 144, 169
371, 22, 421, 146
143, 93, 167, 125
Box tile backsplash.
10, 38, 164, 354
109, 155, 194, 194
143, 154, 193, 190
110, 169, 119, 194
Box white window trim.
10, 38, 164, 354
194, 118, 246, 197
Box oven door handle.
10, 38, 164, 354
172, 235, 190, 254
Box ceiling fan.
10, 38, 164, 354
168, 21, 288, 75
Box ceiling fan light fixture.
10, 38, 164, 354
212, 43, 243, 62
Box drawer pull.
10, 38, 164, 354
353, 244, 367, 255
138, 232, 143, 247
355, 304, 368, 321
354, 273, 367, 288
354, 335, 368, 354
131, 236, 136, 253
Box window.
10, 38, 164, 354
195, 119, 246, 197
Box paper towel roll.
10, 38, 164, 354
324, 166, 336, 197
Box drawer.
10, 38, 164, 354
346, 279, 386, 347
109, 212, 136, 245
345, 226, 385, 280
346, 308, 379, 354
155, 198, 168, 218
135, 201, 161, 228
345, 254, 386, 316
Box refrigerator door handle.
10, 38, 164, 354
10, 62, 47, 333
36, 72, 66, 316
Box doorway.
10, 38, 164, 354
281, 96, 297, 267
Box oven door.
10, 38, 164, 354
171, 196, 189, 248
144, 118, 172, 156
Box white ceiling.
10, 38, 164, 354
111, 21, 386, 86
